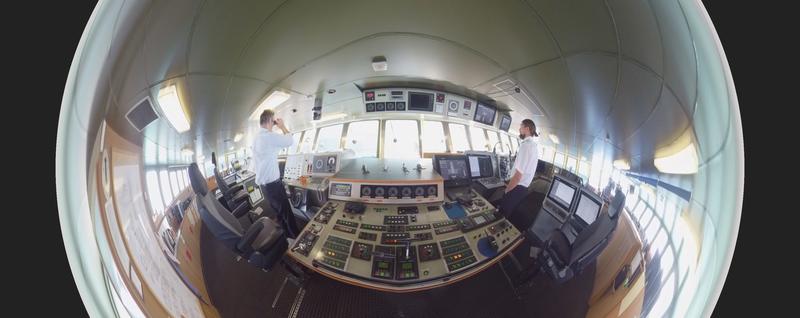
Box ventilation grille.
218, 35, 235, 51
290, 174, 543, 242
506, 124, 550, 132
493, 78, 545, 116
126, 97, 159, 131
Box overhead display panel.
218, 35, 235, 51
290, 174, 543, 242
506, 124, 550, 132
362, 87, 477, 120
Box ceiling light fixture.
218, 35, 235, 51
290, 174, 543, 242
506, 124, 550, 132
654, 143, 698, 174
180, 147, 194, 156
234, 133, 243, 142
372, 56, 388, 72
548, 134, 560, 144
156, 85, 190, 133
249, 90, 291, 120
613, 159, 630, 170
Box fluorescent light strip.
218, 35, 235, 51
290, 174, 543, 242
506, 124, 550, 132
249, 91, 291, 120
613, 159, 631, 170
654, 143, 698, 174
157, 85, 190, 133
548, 133, 560, 144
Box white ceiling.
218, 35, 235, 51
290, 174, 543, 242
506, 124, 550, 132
102, 0, 701, 173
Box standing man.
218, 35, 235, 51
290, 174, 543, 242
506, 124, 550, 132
500, 119, 540, 222
253, 109, 300, 239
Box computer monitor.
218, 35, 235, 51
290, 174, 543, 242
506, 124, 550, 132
573, 190, 602, 226
433, 154, 471, 187
547, 176, 578, 211
499, 113, 512, 132
311, 153, 339, 176
408, 92, 434, 111
473, 103, 496, 126
467, 154, 493, 178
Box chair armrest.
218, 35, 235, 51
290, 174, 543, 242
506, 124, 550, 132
225, 184, 245, 198
543, 230, 570, 268
236, 220, 265, 254
231, 201, 250, 218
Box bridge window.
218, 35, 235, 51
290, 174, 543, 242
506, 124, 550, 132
384, 120, 420, 159
469, 126, 488, 151
541, 146, 554, 162
169, 170, 181, 197
566, 156, 578, 173
145, 170, 165, 216
284, 132, 302, 155
509, 135, 518, 153
298, 129, 317, 153
421, 121, 447, 153
176, 169, 186, 190
315, 124, 344, 153
448, 123, 470, 152
486, 130, 501, 152
579, 160, 591, 180
159, 170, 173, 205
344, 120, 379, 158
553, 152, 565, 168
501, 134, 512, 154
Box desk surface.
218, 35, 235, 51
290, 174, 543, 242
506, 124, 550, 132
287, 189, 522, 292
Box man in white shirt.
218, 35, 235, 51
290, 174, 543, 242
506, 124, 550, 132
500, 119, 540, 223
253, 109, 300, 238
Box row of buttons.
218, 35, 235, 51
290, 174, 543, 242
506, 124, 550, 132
365, 102, 407, 112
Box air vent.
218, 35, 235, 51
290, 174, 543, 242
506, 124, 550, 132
493, 78, 545, 116
126, 97, 159, 131
493, 79, 516, 91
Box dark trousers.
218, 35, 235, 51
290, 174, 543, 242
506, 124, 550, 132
500, 185, 528, 220
260, 180, 300, 239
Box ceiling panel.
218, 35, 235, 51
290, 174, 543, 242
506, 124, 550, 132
237, 0, 559, 84
188, 0, 284, 74
512, 59, 574, 137
625, 87, 691, 159
280, 34, 507, 96
650, 0, 697, 115
142, 0, 201, 85
566, 52, 617, 138
608, 0, 663, 75
606, 60, 662, 147
526, 0, 618, 55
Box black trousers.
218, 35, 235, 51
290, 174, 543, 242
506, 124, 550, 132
500, 185, 527, 219
260, 180, 300, 239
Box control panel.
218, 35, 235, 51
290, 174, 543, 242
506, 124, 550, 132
311, 152, 340, 176
283, 153, 311, 182
362, 88, 479, 119
288, 196, 521, 289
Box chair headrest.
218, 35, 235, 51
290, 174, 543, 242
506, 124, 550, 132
609, 191, 626, 219
189, 163, 209, 196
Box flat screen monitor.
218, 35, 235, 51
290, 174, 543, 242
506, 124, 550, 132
408, 92, 434, 111
574, 191, 601, 225
499, 114, 512, 132
467, 155, 493, 178
434, 155, 470, 187
311, 154, 338, 175
548, 176, 577, 210
473, 103, 496, 126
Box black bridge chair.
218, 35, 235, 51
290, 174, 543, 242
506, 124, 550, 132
509, 190, 627, 292
211, 152, 250, 211
189, 163, 310, 309
538, 189, 627, 283
189, 163, 287, 270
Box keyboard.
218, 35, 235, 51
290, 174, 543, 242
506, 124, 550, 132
477, 177, 505, 189
543, 201, 569, 222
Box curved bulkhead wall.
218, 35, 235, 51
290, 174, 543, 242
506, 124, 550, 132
56, 0, 742, 317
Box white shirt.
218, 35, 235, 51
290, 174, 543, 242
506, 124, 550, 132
512, 136, 539, 187
252, 128, 293, 185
